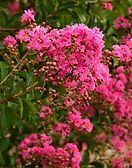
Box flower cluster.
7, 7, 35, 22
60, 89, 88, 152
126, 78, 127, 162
16, 21, 110, 95
112, 44, 132, 63
3, 35, 17, 47
114, 16, 131, 30
39, 106, 52, 119
102, 2, 113, 11
68, 108, 93, 133
21, 9, 35, 23
17, 133, 82, 168
53, 122, 70, 137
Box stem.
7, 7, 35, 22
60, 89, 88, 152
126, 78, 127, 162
0, 52, 28, 86
0, 28, 19, 31
0, 80, 40, 104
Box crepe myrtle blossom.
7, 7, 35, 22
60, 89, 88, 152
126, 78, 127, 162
53, 122, 71, 137
111, 157, 124, 168
111, 136, 125, 152
68, 108, 93, 133
17, 133, 82, 168
7, 2, 20, 14
39, 106, 52, 119
3, 35, 17, 47
102, 2, 113, 11
21, 9, 35, 23
114, 16, 130, 29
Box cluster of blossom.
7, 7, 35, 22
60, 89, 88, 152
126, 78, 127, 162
112, 44, 132, 62
97, 46, 132, 166
13, 9, 110, 96
17, 133, 82, 168
39, 106, 52, 119
113, 16, 132, 30
68, 108, 93, 133
53, 122, 71, 137
102, 2, 113, 11
7, 1, 20, 15
3, 35, 17, 47
120, 33, 132, 45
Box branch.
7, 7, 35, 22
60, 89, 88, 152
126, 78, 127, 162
0, 52, 28, 86
0, 28, 19, 31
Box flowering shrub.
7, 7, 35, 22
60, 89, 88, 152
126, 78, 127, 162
0, 0, 131, 167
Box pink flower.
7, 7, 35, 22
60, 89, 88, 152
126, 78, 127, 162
111, 136, 125, 152
82, 118, 93, 133
114, 16, 130, 29
17, 133, 81, 167
39, 106, 52, 120
7, 2, 20, 14
39, 112, 46, 119
41, 106, 52, 114
21, 9, 35, 23
68, 108, 93, 133
64, 98, 74, 107
16, 29, 31, 43
112, 44, 132, 63
64, 143, 82, 168
3, 35, 17, 47
53, 123, 70, 137
128, 7, 132, 14
111, 157, 124, 168
102, 2, 113, 11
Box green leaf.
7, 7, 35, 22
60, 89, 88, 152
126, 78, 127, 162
18, 97, 23, 119
89, 161, 104, 168
0, 152, 5, 165
74, 7, 87, 23
0, 139, 10, 152
0, 104, 17, 130
23, 99, 37, 119
0, 61, 9, 80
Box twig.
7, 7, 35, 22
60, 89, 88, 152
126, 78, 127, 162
0, 52, 28, 86
0, 28, 19, 31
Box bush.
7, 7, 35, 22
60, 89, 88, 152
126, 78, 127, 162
0, 0, 131, 167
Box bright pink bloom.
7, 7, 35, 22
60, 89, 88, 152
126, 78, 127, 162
114, 16, 130, 29
7, 2, 20, 14
21, 9, 35, 23
53, 122, 70, 137
68, 108, 93, 133
111, 157, 124, 168
17, 133, 81, 167
16, 29, 31, 43
102, 2, 113, 11
111, 136, 125, 152
3, 35, 17, 47
112, 44, 132, 63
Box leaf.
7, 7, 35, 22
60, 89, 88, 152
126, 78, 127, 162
89, 161, 104, 168
74, 7, 87, 23
0, 139, 10, 152
0, 104, 17, 129
18, 97, 23, 119
0, 61, 9, 80
0, 152, 5, 165
22, 99, 37, 119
